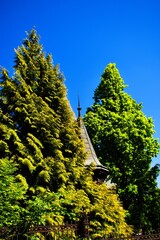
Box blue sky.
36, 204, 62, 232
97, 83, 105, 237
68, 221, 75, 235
1, 0, 160, 185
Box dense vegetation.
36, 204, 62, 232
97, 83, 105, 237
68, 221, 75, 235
84, 63, 160, 232
0, 30, 132, 239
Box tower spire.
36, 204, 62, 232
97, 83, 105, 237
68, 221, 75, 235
75, 95, 111, 185
77, 95, 82, 118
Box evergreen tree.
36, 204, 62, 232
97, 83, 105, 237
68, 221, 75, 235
0, 30, 85, 194
0, 32, 133, 237
84, 63, 160, 232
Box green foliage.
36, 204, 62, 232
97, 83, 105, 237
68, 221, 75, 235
84, 63, 160, 232
83, 181, 133, 238
0, 159, 26, 227
0, 31, 132, 237
0, 29, 85, 193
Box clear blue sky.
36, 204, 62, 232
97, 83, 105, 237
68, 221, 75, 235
1, 0, 160, 185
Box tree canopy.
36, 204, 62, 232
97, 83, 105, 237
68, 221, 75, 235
0, 31, 132, 238
0, 30, 86, 194
84, 63, 160, 232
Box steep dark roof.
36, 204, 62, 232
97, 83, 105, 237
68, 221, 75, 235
76, 98, 107, 171
70, 100, 113, 185
80, 118, 108, 171
78, 117, 113, 184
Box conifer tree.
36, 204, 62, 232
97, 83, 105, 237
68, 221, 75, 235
84, 63, 160, 232
0, 32, 133, 237
0, 30, 85, 194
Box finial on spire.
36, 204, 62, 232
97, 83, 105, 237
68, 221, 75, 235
77, 95, 82, 119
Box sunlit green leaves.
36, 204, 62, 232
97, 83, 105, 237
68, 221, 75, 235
0, 159, 26, 227
0, 31, 133, 237
84, 63, 160, 232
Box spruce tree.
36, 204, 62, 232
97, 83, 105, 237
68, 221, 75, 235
84, 63, 160, 232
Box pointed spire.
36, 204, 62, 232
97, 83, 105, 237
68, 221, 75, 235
69, 99, 113, 186
77, 95, 82, 119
